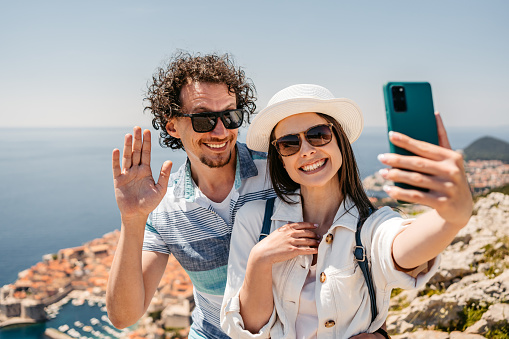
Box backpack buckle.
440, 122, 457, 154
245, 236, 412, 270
354, 246, 366, 262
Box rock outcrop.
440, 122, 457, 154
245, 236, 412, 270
387, 193, 509, 338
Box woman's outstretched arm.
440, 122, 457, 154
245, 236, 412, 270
378, 112, 473, 270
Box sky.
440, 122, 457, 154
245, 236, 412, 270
1, 1, 508, 128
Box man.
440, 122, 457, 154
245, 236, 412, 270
107, 52, 275, 338
106, 52, 389, 339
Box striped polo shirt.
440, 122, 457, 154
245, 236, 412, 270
143, 142, 275, 338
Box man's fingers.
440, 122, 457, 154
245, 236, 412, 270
156, 161, 173, 189
141, 129, 152, 166
131, 126, 143, 166
112, 149, 121, 178
122, 134, 133, 170
435, 111, 452, 150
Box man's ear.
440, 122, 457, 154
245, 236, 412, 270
166, 118, 180, 138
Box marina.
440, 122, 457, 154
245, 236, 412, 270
0, 297, 131, 339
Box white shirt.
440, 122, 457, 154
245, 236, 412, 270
296, 264, 318, 339
221, 196, 440, 339
196, 183, 236, 223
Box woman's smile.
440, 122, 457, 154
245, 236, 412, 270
299, 158, 328, 173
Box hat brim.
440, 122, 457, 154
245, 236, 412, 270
247, 97, 364, 153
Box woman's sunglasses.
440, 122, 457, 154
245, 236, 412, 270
271, 123, 334, 157
180, 109, 244, 133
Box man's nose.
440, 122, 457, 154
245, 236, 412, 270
209, 118, 229, 137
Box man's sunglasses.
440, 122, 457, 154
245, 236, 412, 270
271, 123, 334, 157
180, 109, 244, 133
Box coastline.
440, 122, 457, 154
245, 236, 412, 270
0, 318, 38, 329
0, 228, 192, 339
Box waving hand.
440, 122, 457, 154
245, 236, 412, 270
112, 126, 173, 220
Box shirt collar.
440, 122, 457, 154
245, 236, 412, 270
173, 142, 259, 202
271, 190, 359, 232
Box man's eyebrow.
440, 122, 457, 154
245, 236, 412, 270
190, 103, 237, 113
193, 106, 208, 112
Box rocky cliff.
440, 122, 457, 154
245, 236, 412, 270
388, 192, 509, 339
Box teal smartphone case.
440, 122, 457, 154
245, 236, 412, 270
383, 82, 439, 194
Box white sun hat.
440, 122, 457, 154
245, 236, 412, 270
246, 84, 364, 153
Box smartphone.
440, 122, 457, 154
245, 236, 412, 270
383, 82, 439, 193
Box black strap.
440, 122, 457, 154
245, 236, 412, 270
374, 328, 391, 339
354, 209, 378, 324
259, 197, 276, 241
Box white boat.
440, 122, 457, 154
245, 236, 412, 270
74, 321, 84, 327
67, 328, 81, 338
58, 324, 69, 332
83, 325, 93, 332
90, 317, 100, 325
101, 315, 112, 324
103, 325, 122, 338
72, 298, 85, 306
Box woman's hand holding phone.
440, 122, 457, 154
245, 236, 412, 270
378, 112, 473, 228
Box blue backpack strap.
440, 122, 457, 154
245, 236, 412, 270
258, 197, 276, 242
354, 208, 378, 324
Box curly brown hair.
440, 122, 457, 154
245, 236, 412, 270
144, 51, 257, 149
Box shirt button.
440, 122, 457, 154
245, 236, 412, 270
320, 272, 326, 283
325, 233, 333, 244
324, 320, 335, 328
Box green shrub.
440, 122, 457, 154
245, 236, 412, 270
148, 309, 162, 321
485, 320, 509, 339
391, 288, 403, 298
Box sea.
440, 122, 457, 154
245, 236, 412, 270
1, 125, 508, 339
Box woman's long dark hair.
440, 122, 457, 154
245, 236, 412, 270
267, 113, 375, 223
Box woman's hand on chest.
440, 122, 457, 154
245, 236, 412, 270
251, 222, 321, 266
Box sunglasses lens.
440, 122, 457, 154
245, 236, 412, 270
276, 135, 301, 156
192, 115, 217, 133
222, 110, 244, 129
274, 124, 333, 156
307, 125, 332, 146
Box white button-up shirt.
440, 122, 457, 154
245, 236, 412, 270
221, 196, 440, 339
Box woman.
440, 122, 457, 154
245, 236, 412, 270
220, 84, 472, 338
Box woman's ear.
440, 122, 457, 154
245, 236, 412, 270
166, 118, 180, 138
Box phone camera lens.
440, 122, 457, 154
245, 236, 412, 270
391, 86, 407, 112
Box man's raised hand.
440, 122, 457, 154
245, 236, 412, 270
112, 126, 172, 221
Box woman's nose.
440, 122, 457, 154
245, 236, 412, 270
299, 137, 316, 156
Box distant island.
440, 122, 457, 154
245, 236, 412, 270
463, 136, 509, 163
